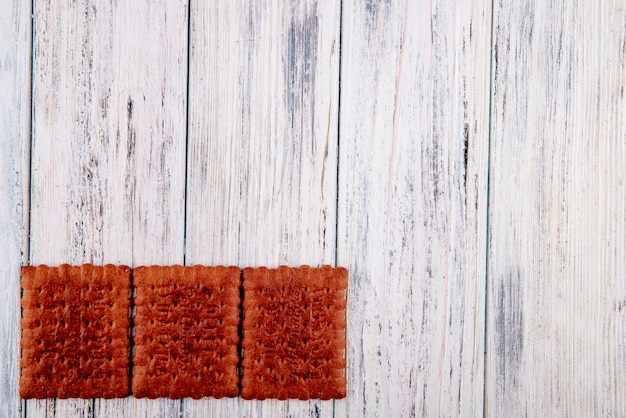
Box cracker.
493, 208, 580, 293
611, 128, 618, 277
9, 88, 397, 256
20, 264, 131, 399
132, 265, 240, 399
241, 265, 348, 400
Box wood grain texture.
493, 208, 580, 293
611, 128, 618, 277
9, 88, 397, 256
29, 0, 188, 416
4, 0, 626, 416
186, 0, 339, 416
486, 2, 626, 417
0, 0, 31, 417
337, 0, 491, 416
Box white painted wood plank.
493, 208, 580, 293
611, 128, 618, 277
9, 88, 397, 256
337, 1, 491, 416
186, 0, 339, 416
486, 2, 626, 417
0, 0, 31, 417
29, 0, 188, 416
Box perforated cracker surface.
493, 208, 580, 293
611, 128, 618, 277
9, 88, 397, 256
241, 266, 348, 400
132, 265, 240, 399
20, 264, 131, 399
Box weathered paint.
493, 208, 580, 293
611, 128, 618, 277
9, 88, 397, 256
185, 1, 339, 416
338, 0, 491, 416
2, 0, 626, 417
28, 0, 188, 417
0, 0, 31, 416
486, 1, 626, 416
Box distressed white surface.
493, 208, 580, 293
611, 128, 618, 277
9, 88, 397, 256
29, 0, 188, 416
486, 2, 626, 417
338, 0, 491, 416
2, 0, 626, 417
0, 0, 30, 417
185, 1, 339, 416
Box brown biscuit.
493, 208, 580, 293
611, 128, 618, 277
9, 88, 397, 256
20, 264, 131, 399
132, 265, 240, 399
241, 265, 348, 400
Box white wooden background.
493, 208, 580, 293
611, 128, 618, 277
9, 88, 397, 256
0, 1, 624, 417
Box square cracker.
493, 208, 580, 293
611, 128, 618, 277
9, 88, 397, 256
132, 265, 240, 399
20, 264, 131, 399
241, 265, 348, 400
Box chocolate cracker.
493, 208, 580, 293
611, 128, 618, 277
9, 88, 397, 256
132, 265, 240, 399
241, 266, 348, 400
20, 264, 131, 399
